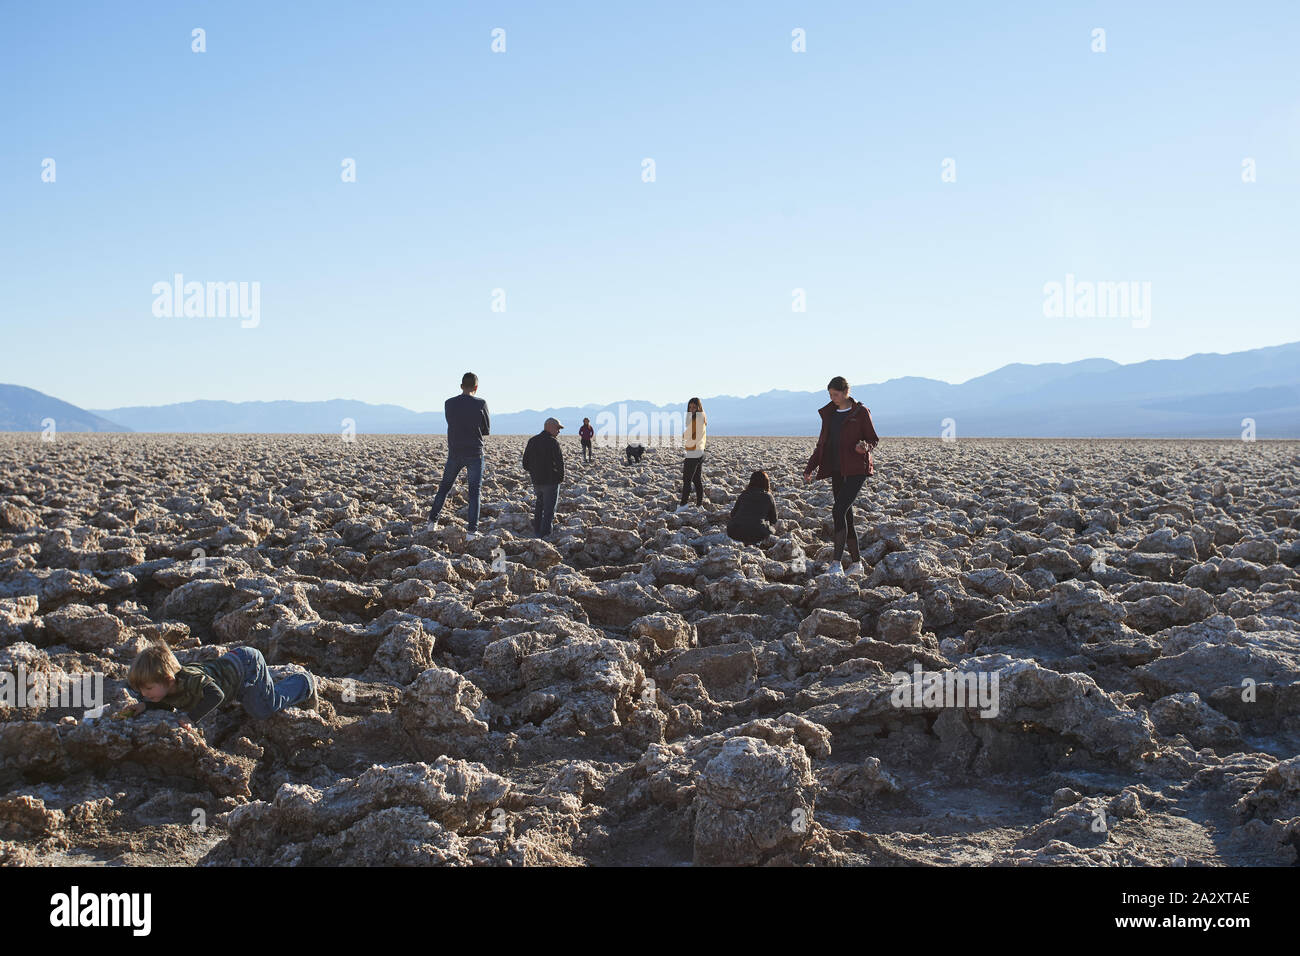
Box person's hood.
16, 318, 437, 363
819, 398, 864, 418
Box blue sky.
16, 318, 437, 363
2, 0, 1297, 414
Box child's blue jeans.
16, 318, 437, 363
227, 646, 311, 719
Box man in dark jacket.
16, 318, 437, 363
522, 417, 565, 537
429, 372, 491, 536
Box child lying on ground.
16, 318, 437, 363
127, 642, 317, 727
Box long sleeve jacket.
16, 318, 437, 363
522, 431, 565, 485
805, 400, 879, 479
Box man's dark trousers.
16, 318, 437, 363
533, 483, 558, 537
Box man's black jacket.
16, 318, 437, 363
523, 431, 564, 485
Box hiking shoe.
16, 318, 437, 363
674, 504, 689, 514
826, 561, 844, 575
300, 673, 318, 712
845, 562, 864, 576
466, 531, 483, 541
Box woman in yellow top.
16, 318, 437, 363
676, 397, 707, 512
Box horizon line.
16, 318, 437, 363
2, 432, 1294, 441
34, 338, 1300, 417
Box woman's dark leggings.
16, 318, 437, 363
831, 473, 867, 563
681, 456, 704, 505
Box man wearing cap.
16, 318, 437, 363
428, 372, 491, 537
522, 417, 565, 538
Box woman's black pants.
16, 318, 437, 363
681, 456, 704, 505
831, 473, 867, 562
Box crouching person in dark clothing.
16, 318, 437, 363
727, 470, 779, 545
625, 443, 645, 465
523, 417, 565, 537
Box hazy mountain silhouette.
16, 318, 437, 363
2, 341, 1291, 438
81, 399, 441, 434
0, 384, 130, 433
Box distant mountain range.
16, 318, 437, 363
0, 384, 131, 433
2, 342, 1298, 437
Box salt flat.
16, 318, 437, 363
1, 434, 1297, 865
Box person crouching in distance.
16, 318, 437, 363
726, 470, 778, 546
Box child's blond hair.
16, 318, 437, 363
128, 642, 182, 691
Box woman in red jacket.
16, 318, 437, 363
802, 375, 879, 575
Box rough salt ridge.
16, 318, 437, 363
1, 434, 1298, 866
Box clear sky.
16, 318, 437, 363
2, 1, 1297, 414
